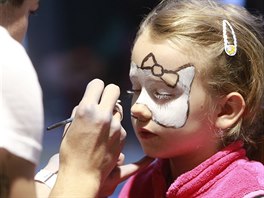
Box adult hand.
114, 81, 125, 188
49, 79, 126, 197
98, 154, 154, 197
38, 154, 154, 197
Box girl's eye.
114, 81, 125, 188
154, 91, 173, 100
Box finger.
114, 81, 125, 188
99, 84, 120, 112
112, 104, 126, 141
119, 127, 127, 142
63, 106, 78, 137
79, 79, 105, 106
118, 156, 154, 183
108, 117, 126, 144
117, 153, 125, 166
70, 106, 78, 118
113, 102, 123, 121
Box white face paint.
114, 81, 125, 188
130, 60, 195, 128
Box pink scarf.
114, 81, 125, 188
119, 141, 264, 198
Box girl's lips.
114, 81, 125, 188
137, 128, 157, 139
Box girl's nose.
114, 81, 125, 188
131, 103, 152, 122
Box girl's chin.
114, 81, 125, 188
140, 146, 161, 158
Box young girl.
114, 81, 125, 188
119, 0, 264, 197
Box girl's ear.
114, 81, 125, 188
215, 92, 245, 129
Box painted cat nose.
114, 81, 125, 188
131, 103, 152, 122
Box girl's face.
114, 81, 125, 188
130, 30, 220, 159
0, 0, 39, 42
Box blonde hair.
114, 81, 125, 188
136, 0, 264, 162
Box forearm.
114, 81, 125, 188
0, 149, 36, 198
49, 169, 101, 198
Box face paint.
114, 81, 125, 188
130, 53, 196, 128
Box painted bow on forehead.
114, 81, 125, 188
140, 53, 179, 88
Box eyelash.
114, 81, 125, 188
127, 89, 140, 96
154, 92, 173, 100
127, 89, 173, 101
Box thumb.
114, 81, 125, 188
117, 156, 154, 183
62, 106, 78, 138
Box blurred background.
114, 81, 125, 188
25, 0, 263, 196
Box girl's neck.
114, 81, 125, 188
168, 144, 220, 180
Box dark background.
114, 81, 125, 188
26, 0, 263, 196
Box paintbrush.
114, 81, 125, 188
47, 100, 122, 131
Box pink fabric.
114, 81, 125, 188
119, 141, 264, 198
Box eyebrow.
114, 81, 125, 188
130, 73, 162, 83
132, 61, 194, 74
139, 61, 194, 74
